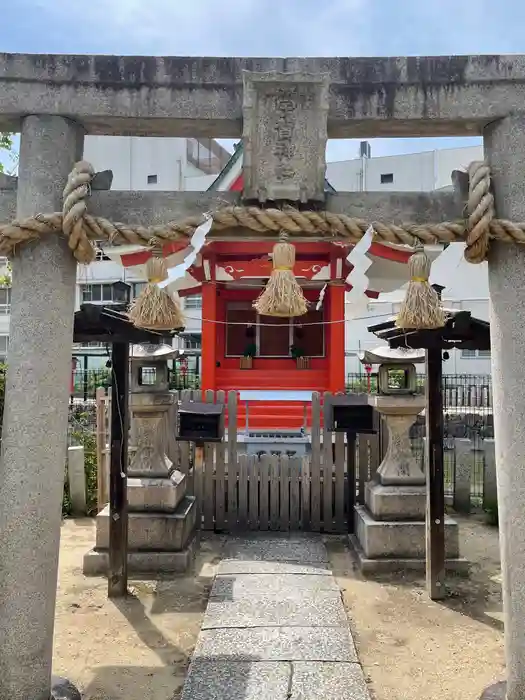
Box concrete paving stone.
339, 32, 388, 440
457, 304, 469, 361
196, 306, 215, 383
211, 573, 339, 598
224, 536, 328, 563
193, 626, 357, 662
291, 662, 370, 700
202, 591, 347, 629
217, 559, 331, 576
180, 660, 291, 700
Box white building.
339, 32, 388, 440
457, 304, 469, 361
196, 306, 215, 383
0, 135, 231, 366
0, 139, 491, 377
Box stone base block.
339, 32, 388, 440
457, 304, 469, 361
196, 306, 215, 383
51, 676, 81, 700
355, 504, 460, 559
83, 534, 198, 576
349, 534, 469, 574
127, 470, 186, 512
479, 681, 506, 699
96, 496, 196, 551
365, 481, 426, 520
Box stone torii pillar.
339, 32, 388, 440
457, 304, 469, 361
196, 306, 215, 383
482, 113, 525, 700
0, 116, 84, 700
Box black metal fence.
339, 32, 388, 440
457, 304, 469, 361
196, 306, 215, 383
71, 369, 111, 401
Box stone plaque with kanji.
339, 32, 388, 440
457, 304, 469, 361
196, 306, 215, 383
242, 71, 329, 203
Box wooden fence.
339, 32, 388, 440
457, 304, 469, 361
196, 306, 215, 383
182, 390, 381, 534
95, 387, 500, 533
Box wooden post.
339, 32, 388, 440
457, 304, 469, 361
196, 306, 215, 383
346, 432, 357, 533
95, 387, 107, 512
201, 281, 217, 392
425, 347, 446, 600
328, 283, 346, 393
108, 342, 129, 599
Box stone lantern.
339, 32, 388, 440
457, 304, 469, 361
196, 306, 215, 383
352, 345, 461, 571
91, 343, 197, 574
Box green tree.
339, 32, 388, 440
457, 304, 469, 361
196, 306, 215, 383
0, 133, 13, 173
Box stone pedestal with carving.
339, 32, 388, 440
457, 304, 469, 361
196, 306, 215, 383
84, 345, 197, 575
351, 395, 466, 573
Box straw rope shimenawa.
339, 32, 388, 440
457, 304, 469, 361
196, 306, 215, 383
0, 159, 508, 329
0, 159, 509, 266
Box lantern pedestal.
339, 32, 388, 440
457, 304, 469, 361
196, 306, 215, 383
84, 345, 197, 575
351, 392, 466, 574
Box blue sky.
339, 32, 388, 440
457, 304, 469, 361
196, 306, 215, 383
2, 0, 525, 167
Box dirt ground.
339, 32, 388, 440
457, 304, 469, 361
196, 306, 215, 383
328, 514, 505, 700
53, 523, 227, 700
54, 516, 504, 700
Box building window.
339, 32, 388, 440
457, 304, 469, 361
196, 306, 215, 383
132, 282, 147, 299
147, 174, 158, 185
461, 349, 491, 359
82, 283, 119, 304
380, 173, 394, 184
94, 248, 111, 261
0, 334, 9, 358
181, 333, 202, 350
184, 295, 202, 309
0, 286, 11, 314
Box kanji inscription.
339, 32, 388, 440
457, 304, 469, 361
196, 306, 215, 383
242, 72, 329, 203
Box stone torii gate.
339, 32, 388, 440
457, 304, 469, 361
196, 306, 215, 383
0, 54, 523, 700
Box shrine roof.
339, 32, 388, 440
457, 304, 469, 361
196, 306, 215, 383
368, 309, 490, 351
207, 143, 337, 194
73, 303, 181, 344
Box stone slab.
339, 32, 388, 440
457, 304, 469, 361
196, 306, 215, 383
193, 626, 357, 662
211, 573, 338, 598
2, 53, 525, 137
355, 505, 460, 559
202, 591, 346, 629
291, 661, 370, 700
217, 560, 331, 576
242, 71, 328, 202
96, 496, 196, 551
181, 660, 369, 700
127, 472, 186, 512
181, 660, 291, 700
223, 536, 328, 563
349, 534, 470, 575
365, 482, 426, 520
82, 534, 197, 575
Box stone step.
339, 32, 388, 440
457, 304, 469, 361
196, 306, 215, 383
95, 495, 196, 552
127, 470, 186, 512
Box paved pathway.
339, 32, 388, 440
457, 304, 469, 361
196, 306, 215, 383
181, 535, 370, 700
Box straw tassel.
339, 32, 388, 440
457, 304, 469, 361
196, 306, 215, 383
396, 244, 446, 330
253, 231, 308, 317
128, 256, 185, 331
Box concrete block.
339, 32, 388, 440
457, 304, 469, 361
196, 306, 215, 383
83, 534, 198, 575
211, 573, 338, 598
291, 661, 370, 700
67, 445, 86, 516
354, 505, 460, 559
202, 590, 346, 629
217, 560, 331, 576
193, 626, 357, 662
127, 470, 186, 512
181, 660, 290, 700
483, 439, 498, 509
349, 534, 469, 575
223, 536, 328, 563
453, 439, 473, 513
95, 496, 196, 551
365, 481, 426, 520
